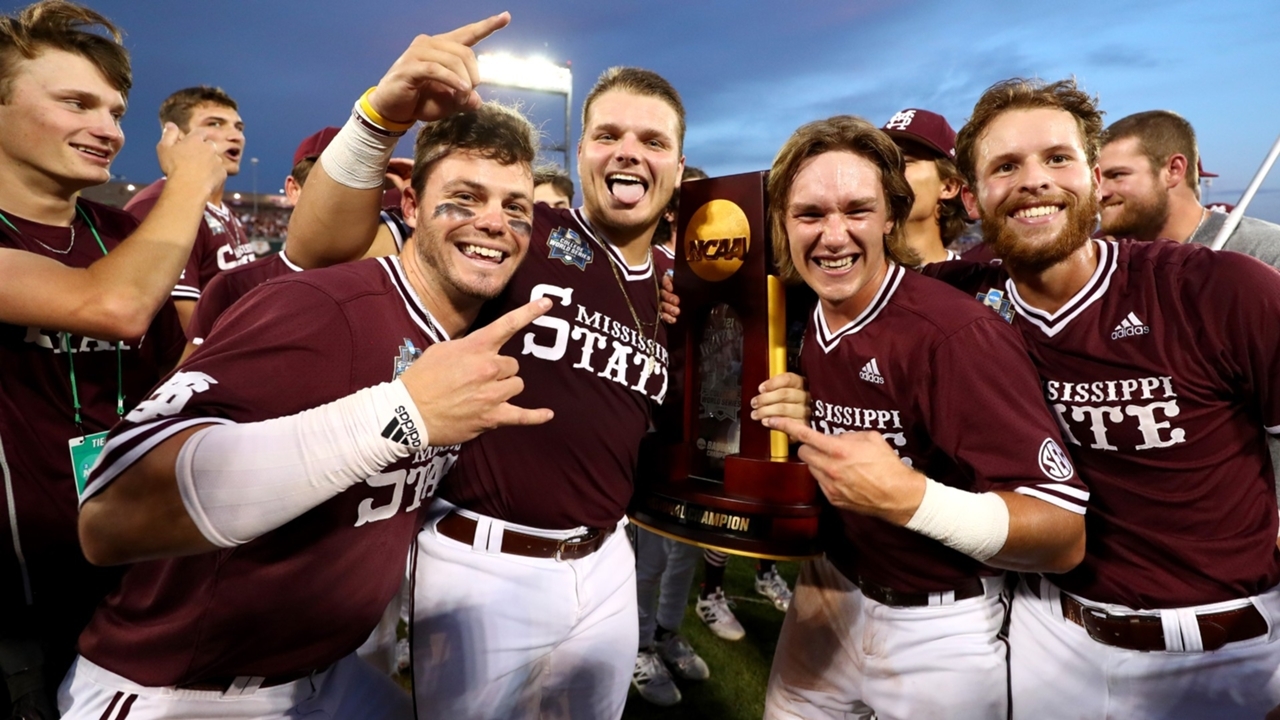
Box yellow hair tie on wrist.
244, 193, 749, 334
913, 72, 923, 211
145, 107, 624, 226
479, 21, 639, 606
359, 87, 414, 133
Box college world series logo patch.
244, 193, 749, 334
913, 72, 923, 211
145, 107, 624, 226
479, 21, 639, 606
976, 288, 1015, 323
393, 338, 421, 379
548, 227, 593, 270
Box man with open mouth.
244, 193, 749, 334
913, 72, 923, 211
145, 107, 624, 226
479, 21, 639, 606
125, 85, 253, 334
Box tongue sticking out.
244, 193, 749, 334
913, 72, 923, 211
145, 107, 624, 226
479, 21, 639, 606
612, 182, 645, 205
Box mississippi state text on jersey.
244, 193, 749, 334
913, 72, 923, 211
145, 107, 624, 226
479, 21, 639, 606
932, 239, 1280, 608
77, 256, 458, 686
440, 206, 668, 529
802, 264, 1088, 594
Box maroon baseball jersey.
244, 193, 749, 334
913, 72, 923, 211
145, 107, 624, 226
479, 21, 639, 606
77, 256, 459, 685
931, 239, 1280, 608
440, 206, 668, 529
801, 263, 1088, 593
186, 250, 303, 344
0, 200, 185, 658
125, 179, 252, 301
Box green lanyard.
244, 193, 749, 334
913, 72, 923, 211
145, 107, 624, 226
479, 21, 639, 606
0, 204, 125, 429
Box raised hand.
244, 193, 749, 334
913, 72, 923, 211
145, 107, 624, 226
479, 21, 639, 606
366, 12, 511, 126
157, 121, 226, 197
399, 297, 555, 446
763, 417, 925, 526
659, 271, 680, 324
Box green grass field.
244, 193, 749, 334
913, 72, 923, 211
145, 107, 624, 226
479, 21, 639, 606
622, 558, 800, 719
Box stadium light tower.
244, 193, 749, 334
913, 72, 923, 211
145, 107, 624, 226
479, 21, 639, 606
478, 53, 573, 176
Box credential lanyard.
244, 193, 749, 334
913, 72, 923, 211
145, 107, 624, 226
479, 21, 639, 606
0, 205, 125, 429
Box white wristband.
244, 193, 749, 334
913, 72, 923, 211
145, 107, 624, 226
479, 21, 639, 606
904, 478, 1010, 562
176, 380, 427, 547
318, 106, 400, 190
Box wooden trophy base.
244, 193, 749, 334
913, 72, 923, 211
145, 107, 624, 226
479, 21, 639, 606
629, 455, 821, 561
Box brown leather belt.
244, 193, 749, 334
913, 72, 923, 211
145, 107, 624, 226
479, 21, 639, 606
1031, 578, 1268, 652
856, 575, 986, 608
436, 511, 615, 561
175, 668, 317, 692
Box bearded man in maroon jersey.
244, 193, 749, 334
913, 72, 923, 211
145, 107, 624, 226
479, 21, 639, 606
936, 77, 1280, 719
60, 19, 554, 717
758, 116, 1087, 719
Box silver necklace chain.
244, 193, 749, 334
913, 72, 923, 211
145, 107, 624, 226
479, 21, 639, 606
30, 222, 75, 255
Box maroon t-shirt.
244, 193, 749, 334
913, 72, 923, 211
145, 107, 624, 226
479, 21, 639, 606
802, 264, 1087, 593
930, 239, 1280, 608
125, 179, 252, 301
186, 251, 303, 343
78, 256, 459, 685
440, 206, 668, 529
0, 200, 185, 635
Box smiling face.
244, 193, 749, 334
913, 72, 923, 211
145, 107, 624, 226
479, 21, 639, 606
1098, 136, 1168, 240
184, 102, 245, 176
0, 48, 125, 195
786, 151, 894, 328
403, 150, 534, 310
965, 108, 1099, 273
578, 89, 684, 242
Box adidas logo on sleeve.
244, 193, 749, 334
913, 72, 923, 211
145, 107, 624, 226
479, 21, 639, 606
1111, 312, 1150, 340
859, 358, 885, 384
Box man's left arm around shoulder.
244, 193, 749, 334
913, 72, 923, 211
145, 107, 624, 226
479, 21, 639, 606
80, 297, 555, 565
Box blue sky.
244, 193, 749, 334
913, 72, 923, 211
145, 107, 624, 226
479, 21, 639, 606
66, 0, 1280, 220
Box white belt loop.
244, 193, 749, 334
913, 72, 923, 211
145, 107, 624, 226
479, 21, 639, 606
928, 590, 956, 606
1042, 577, 1063, 619
1159, 609, 1184, 652
224, 676, 264, 697
471, 515, 504, 554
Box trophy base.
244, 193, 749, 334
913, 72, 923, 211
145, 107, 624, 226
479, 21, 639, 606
628, 476, 822, 560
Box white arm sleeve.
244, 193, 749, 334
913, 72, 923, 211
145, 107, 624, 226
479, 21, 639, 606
175, 379, 427, 547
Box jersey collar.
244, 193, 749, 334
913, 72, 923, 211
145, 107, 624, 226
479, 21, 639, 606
1006, 238, 1117, 338
572, 208, 654, 281
379, 256, 450, 343
813, 262, 905, 353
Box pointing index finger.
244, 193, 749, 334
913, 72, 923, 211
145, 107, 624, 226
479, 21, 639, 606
475, 296, 552, 348
769, 417, 834, 452
439, 12, 510, 47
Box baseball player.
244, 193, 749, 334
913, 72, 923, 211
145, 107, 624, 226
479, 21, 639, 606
758, 115, 1089, 720
59, 80, 551, 720
0, 3, 226, 715
938, 77, 1280, 719
182, 127, 413, 353
285, 25, 685, 719
533, 165, 574, 209
125, 86, 253, 332
880, 107, 969, 265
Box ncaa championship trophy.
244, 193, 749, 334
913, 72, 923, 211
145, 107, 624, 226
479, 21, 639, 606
630, 172, 821, 559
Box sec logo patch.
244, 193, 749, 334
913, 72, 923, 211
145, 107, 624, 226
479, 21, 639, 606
1038, 438, 1074, 481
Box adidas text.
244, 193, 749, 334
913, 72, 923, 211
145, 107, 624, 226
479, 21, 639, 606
1111, 325, 1150, 340
382, 405, 423, 447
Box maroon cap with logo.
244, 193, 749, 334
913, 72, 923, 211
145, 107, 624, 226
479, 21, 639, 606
293, 127, 341, 166
882, 108, 957, 159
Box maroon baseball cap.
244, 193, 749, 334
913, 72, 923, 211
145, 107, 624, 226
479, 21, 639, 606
882, 108, 957, 159
293, 126, 341, 166
1197, 159, 1218, 178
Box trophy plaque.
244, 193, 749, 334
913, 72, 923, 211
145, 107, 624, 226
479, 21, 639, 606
630, 171, 821, 560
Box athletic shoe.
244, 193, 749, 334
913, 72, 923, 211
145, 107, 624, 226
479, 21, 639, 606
633, 649, 681, 706
755, 566, 794, 612
695, 590, 746, 641
655, 633, 710, 681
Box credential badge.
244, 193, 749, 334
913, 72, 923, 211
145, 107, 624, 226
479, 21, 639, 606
204, 209, 227, 236
393, 338, 421, 379
976, 288, 1015, 323
548, 227, 593, 270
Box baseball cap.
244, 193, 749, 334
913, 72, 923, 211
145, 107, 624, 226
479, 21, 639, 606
293, 126, 341, 166
1197, 159, 1218, 178
882, 108, 956, 159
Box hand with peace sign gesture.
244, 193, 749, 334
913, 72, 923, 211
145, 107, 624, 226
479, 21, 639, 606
400, 297, 556, 447
365, 12, 511, 128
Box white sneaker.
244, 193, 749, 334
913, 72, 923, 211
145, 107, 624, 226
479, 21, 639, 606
655, 633, 710, 681
696, 590, 746, 641
633, 649, 681, 706
755, 567, 794, 612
